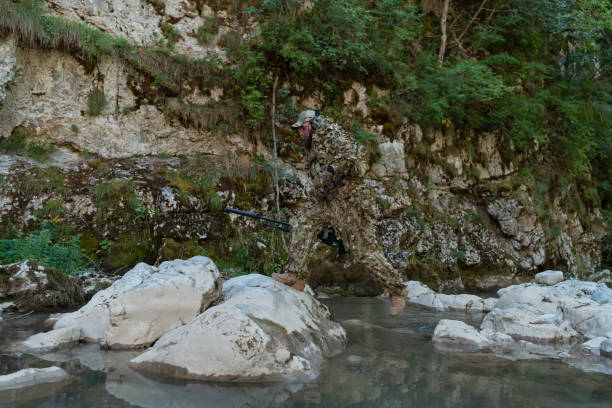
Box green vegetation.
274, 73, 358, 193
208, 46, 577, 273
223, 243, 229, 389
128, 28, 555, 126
0, 224, 88, 275
22, 167, 71, 199
0, 127, 27, 152
352, 122, 381, 163
197, 16, 220, 45
87, 88, 107, 116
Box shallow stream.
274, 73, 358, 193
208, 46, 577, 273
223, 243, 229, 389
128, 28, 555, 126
1, 297, 610, 407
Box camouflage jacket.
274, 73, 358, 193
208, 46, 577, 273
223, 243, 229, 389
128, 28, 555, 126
305, 117, 368, 199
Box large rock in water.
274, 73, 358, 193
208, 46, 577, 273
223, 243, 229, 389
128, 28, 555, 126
433, 319, 491, 349
534, 270, 564, 286
0, 367, 69, 390
27, 257, 222, 350
130, 274, 347, 382
0, 260, 84, 311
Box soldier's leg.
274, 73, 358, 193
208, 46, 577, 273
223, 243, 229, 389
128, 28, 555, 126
275, 205, 325, 289
332, 204, 406, 316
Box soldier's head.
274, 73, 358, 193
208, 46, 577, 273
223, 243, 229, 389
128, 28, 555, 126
292, 110, 320, 141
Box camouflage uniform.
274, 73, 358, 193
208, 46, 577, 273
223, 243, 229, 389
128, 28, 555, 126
285, 117, 405, 296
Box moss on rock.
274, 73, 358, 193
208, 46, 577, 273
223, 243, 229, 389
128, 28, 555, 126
0, 260, 85, 311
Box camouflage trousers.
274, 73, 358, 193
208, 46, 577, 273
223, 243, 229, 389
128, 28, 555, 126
285, 186, 405, 296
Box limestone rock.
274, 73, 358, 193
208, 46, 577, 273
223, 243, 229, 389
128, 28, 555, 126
601, 339, 612, 358
130, 274, 347, 382
437, 294, 488, 313
48, 0, 162, 48
0, 46, 226, 158
480, 306, 577, 344
403, 281, 492, 313
562, 303, 612, 339
535, 270, 564, 286
432, 319, 491, 348
487, 199, 522, 237
50, 256, 222, 348
370, 141, 407, 178
0, 35, 17, 102
587, 269, 612, 287
580, 337, 606, 354
591, 285, 612, 305
0, 367, 68, 390
0, 260, 84, 311
19, 327, 83, 353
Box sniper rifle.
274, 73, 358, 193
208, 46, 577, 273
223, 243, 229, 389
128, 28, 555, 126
224, 206, 348, 254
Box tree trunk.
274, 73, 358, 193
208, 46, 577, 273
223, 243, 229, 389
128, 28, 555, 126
438, 0, 450, 67
271, 75, 287, 251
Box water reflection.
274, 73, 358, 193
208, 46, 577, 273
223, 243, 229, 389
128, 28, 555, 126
1, 298, 611, 407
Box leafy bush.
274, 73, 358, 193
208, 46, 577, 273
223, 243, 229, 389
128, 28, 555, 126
0, 225, 88, 275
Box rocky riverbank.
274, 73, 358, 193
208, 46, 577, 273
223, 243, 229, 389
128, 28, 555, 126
430, 271, 612, 374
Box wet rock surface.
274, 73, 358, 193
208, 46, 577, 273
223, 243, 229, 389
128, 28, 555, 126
0, 366, 69, 390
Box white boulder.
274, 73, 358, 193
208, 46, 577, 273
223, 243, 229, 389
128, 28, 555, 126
534, 270, 564, 285
580, 337, 606, 355
480, 306, 577, 344
403, 281, 492, 313
437, 294, 488, 313
19, 327, 83, 353
433, 319, 491, 349
601, 339, 612, 358
38, 256, 221, 349
591, 285, 612, 305
130, 274, 347, 382
0, 367, 68, 390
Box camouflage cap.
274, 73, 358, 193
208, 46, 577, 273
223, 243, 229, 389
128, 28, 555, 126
292, 110, 318, 129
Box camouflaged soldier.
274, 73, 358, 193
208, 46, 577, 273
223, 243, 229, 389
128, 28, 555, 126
272, 110, 407, 317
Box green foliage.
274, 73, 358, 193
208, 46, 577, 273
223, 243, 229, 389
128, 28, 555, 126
464, 212, 489, 228
87, 88, 107, 116
160, 22, 180, 45
34, 200, 65, 220
22, 166, 71, 199
230, 51, 271, 126
27, 142, 57, 162
0, 127, 27, 152
197, 16, 220, 45
0, 224, 88, 275
352, 123, 381, 163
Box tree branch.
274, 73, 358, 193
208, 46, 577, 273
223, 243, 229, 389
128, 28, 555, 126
458, 0, 488, 41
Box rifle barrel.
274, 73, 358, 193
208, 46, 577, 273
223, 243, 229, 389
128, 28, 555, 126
262, 222, 290, 232
225, 207, 291, 226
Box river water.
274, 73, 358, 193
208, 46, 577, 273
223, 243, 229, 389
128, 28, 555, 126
1, 297, 610, 407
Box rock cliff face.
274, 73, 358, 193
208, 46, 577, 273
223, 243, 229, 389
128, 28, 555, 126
0, 1, 606, 292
